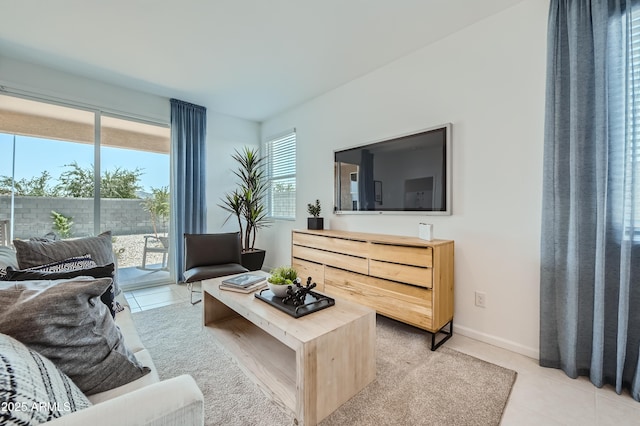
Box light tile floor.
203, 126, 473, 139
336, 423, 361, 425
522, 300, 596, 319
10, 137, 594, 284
127, 283, 640, 425
123, 282, 192, 312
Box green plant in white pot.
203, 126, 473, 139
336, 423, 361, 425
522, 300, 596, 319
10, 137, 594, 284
267, 266, 299, 297
220, 147, 271, 270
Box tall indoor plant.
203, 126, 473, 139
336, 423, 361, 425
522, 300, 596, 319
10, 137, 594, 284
220, 147, 270, 270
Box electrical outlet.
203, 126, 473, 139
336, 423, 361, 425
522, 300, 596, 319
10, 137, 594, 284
475, 291, 486, 308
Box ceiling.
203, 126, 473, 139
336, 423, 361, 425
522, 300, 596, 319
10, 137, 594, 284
0, 0, 525, 122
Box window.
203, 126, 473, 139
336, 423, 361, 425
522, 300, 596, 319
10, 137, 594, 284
611, 7, 640, 240
264, 130, 296, 219
626, 7, 640, 239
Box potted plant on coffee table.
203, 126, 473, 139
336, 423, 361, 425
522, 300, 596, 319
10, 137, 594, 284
220, 147, 271, 271
267, 266, 299, 297
307, 199, 324, 230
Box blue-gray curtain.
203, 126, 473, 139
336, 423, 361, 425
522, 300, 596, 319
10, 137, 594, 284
170, 99, 207, 282
541, 0, 640, 401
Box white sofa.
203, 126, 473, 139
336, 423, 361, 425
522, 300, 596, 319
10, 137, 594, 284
47, 294, 205, 426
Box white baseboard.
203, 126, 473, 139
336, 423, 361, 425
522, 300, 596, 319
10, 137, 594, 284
453, 324, 540, 360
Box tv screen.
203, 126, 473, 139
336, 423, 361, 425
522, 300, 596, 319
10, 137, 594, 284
334, 124, 451, 214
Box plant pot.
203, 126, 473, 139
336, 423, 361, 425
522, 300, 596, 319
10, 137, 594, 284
267, 282, 292, 298
307, 217, 324, 230
241, 249, 266, 271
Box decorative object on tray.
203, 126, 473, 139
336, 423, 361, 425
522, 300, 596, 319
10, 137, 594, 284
256, 275, 335, 318
282, 276, 316, 306
266, 266, 298, 297
219, 273, 267, 293
306, 199, 324, 230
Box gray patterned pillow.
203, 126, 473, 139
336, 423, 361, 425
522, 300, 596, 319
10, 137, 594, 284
0, 333, 91, 424
12, 231, 120, 294
0, 278, 150, 395
4, 263, 117, 318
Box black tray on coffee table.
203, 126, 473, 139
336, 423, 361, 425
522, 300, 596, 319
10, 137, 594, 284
255, 288, 335, 318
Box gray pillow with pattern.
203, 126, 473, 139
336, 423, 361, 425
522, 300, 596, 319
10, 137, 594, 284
0, 277, 150, 395
12, 231, 120, 294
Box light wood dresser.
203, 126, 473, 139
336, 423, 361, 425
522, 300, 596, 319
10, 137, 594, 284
292, 229, 454, 350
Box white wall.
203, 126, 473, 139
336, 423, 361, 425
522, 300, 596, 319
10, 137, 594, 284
206, 113, 260, 233
0, 56, 169, 124
260, 0, 548, 358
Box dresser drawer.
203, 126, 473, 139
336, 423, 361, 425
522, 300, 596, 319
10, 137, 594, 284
324, 267, 434, 331
292, 245, 368, 275
293, 232, 367, 257
292, 258, 325, 291
369, 260, 432, 288
368, 243, 432, 268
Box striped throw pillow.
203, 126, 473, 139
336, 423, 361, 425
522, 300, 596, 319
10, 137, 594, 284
0, 333, 91, 424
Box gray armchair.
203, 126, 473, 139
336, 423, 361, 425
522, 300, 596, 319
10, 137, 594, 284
183, 232, 248, 304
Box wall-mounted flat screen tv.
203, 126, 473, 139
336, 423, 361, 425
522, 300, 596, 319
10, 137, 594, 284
334, 123, 451, 215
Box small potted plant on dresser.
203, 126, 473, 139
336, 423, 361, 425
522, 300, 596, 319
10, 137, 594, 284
307, 199, 324, 230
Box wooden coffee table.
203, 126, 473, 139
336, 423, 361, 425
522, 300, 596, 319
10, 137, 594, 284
202, 271, 376, 425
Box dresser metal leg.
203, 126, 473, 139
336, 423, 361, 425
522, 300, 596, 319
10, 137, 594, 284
430, 319, 453, 351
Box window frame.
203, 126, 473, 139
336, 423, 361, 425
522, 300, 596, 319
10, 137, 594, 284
264, 129, 297, 220
617, 6, 640, 241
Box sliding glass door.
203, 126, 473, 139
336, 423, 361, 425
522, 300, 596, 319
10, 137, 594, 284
0, 95, 95, 239
100, 115, 170, 286
0, 94, 171, 289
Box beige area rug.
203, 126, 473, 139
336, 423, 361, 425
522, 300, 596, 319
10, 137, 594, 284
132, 302, 516, 426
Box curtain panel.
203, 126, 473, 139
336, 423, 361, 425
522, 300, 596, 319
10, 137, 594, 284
541, 0, 640, 401
170, 99, 207, 282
